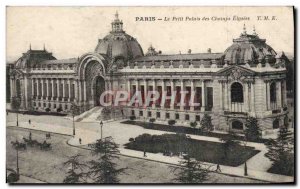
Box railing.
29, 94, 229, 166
230, 102, 244, 113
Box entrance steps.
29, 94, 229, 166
79, 106, 103, 123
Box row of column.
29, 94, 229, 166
127, 79, 207, 112
32, 78, 77, 102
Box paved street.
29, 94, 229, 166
6, 127, 265, 183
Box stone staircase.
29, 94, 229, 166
77, 106, 103, 122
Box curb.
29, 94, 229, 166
66, 139, 269, 183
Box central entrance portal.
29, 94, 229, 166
93, 76, 105, 106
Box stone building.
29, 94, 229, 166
9, 12, 289, 134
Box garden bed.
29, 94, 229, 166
121, 120, 267, 143
125, 133, 260, 167
7, 110, 67, 116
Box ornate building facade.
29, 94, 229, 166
9, 13, 289, 134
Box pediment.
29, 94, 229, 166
216, 65, 255, 80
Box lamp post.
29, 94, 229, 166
100, 120, 103, 140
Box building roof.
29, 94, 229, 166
132, 53, 223, 62
39, 58, 78, 64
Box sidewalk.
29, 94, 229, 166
7, 121, 294, 183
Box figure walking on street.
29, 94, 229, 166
28, 119, 31, 124
143, 149, 147, 157
216, 164, 221, 172
79, 138, 82, 144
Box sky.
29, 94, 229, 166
6, 6, 294, 62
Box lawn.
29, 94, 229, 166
125, 133, 260, 167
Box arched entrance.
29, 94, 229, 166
93, 76, 105, 106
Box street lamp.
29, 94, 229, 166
100, 120, 103, 140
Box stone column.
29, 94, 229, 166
74, 79, 78, 102
283, 80, 287, 107
62, 79, 66, 101
152, 79, 156, 108
201, 80, 206, 112
143, 79, 147, 106
46, 79, 49, 98
51, 79, 54, 100
41, 78, 44, 98
219, 81, 223, 110
266, 81, 270, 110
190, 79, 194, 111
277, 81, 282, 108
170, 79, 174, 110
24, 77, 28, 108
244, 82, 249, 112
180, 79, 184, 111
251, 82, 255, 112
224, 82, 228, 110
78, 80, 82, 103
31, 78, 34, 98
83, 81, 87, 103
56, 79, 60, 99
135, 79, 139, 107
68, 79, 71, 102
36, 79, 40, 97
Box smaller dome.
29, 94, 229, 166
224, 26, 276, 65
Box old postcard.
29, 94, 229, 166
6, 6, 295, 184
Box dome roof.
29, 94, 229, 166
94, 12, 143, 61
224, 26, 276, 65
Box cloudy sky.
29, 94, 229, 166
7, 6, 294, 61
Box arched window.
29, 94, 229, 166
232, 120, 243, 130
273, 119, 280, 129
231, 82, 244, 103
270, 82, 277, 102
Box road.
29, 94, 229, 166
6, 127, 264, 183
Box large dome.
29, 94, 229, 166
94, 12, 143, 61
224, 26, 277, 65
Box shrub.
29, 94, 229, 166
190, 121, 197, 128
149, 118, 156, 123
57, 107, 63, 113
45, 108, 50, 112
129, 138, 135, 142
200, 114, 214, 133
129, 115, 136, 120
168, 119, 176, 126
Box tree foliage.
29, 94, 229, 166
70, 103, 80, 116
87, 137, 125, 183
265, 125, 294, 176
172, 155, 210, 183
200, 114, 214, 133
244, 117, 261, 142
63, 154, 88, 183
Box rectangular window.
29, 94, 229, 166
207, 87, 213, 111
175, 113, 179, 120
139, 111, 143, 116
196, 115, 201, 122
166, 113, 170, 119
148, 111, 152, 117
131, 110, 135, 116
185, 114, 190, 121
156, 112, 160, 118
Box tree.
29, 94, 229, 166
63, 154, 88, 183
265, 125, 294, 176
200, 114, 214, 133
219, 131, 240, 163
11, 97, 21, 126
87, 137, 125, 183
244, 117, 261, 142
70, 103, 80, 136
172, 155, 210, 183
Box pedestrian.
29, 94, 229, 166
79, 138, 82, 144
29, 119, 31, 124
216, 164, 221, 172
143, 149, 147, 157
29, 132, 32, 140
